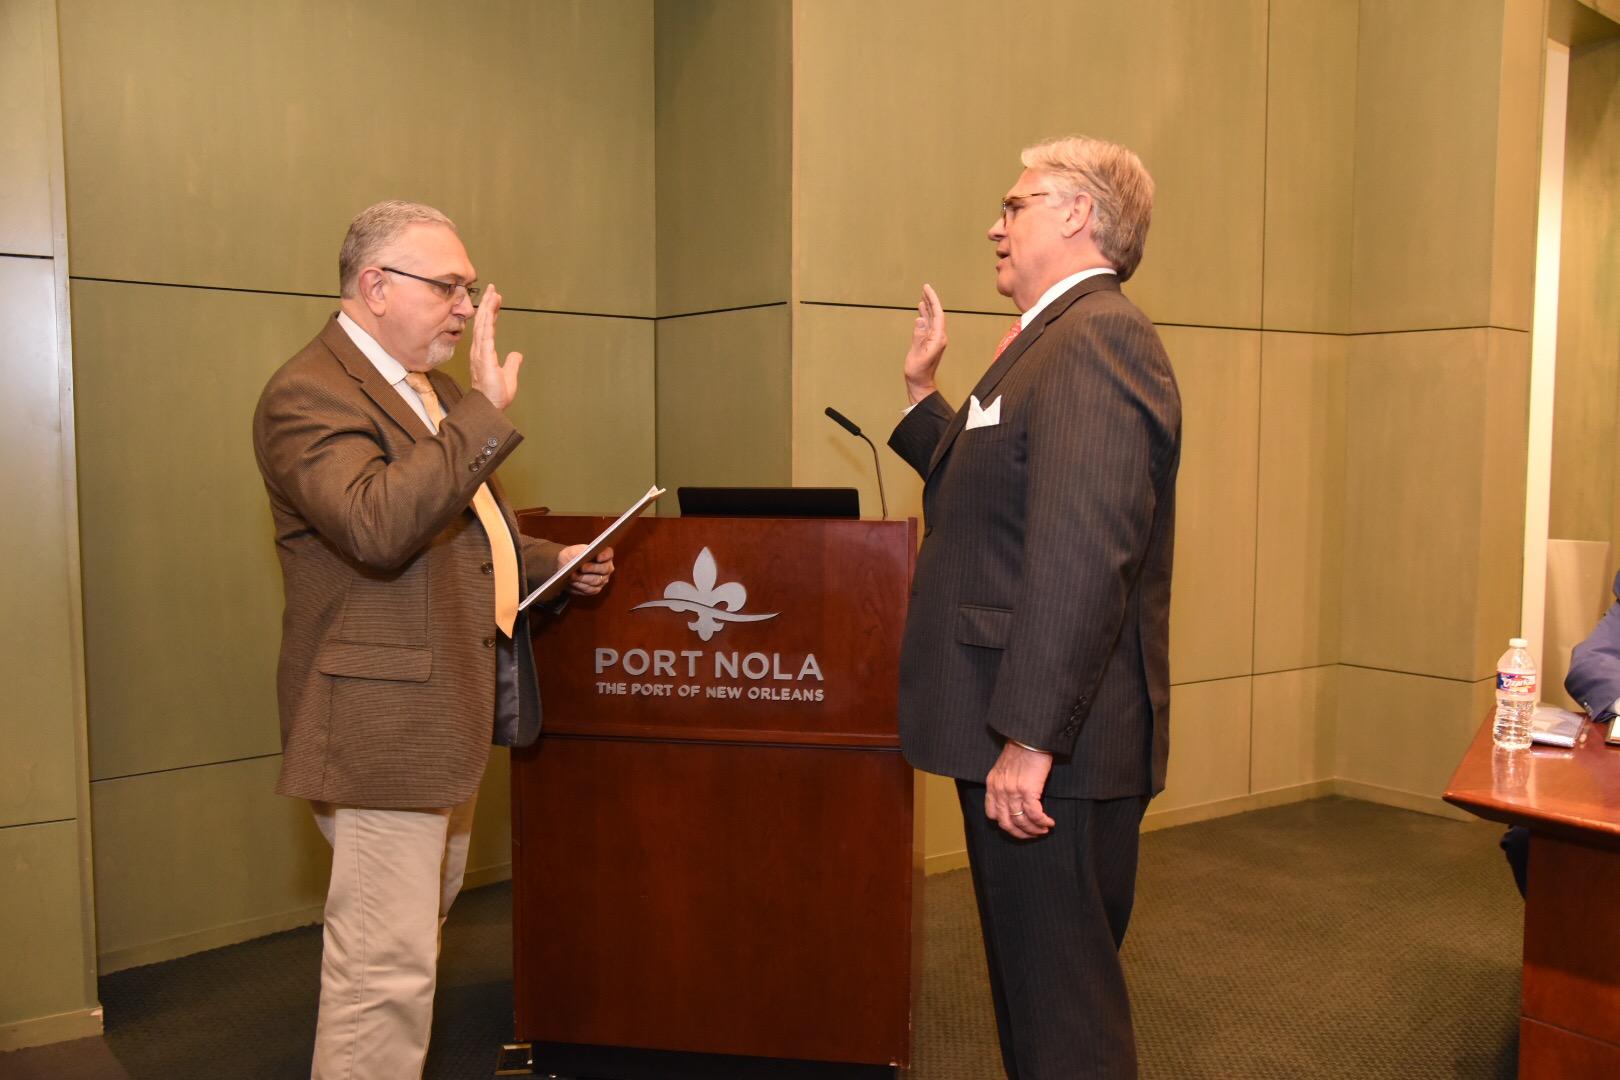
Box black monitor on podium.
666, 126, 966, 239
676, 486, 860, 519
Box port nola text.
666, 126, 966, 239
594, 648, 824, 682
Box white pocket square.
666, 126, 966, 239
965, 394, 1002, 431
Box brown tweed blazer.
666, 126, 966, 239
888, 275, 1181, 800
252, 315, 562, 809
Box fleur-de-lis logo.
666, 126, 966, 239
632, 547, 778, 640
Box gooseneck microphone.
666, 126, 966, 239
824, 406, 888, 519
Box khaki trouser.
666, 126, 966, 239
308, 797, 477, 1080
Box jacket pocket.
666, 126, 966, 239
316, 641, 433, 682
956, 604, 1012, 649
339, 566, 427, 646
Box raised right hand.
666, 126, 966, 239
904, 283, 947, 405
469, 284, 524, 411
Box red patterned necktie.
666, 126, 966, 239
993, 319, 1022, 361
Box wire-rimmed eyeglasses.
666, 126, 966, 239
381, 266, 481, 304
998, 191, 1051, 227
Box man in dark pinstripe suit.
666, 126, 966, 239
888, 136, 1180, 1079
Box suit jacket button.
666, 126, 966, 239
481, 562, 494, 575
470, 461, 482, 472
483, 636, 497, 648
486, 437, 499, 449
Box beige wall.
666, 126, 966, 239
653, 0, 793, 494
2, 0, 1567, 1012
1350, 0, 1538, 334
790, 0, 1545, 858
1336, 0, 1541, 810
789, 0, 1358, 858
57, 0, 658, 972
1550, 36, 1620, 562
0, 0, 100, 1051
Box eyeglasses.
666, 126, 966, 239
381, 266, 481, 304
998, 191, 1050, 227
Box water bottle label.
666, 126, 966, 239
1498, 671, 1537, 694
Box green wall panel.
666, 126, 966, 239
794, 0, 1267, 329
1160, 326, 1261, 685
91, 752, 516, 970
0, 0, 56, 257
1262, 0, 1358, 333
1254, 332, 1348, 674
1350, 0, 1508, 332
656, 306, 792, 494
1, 258, 79, 827
73, 282, 323, 781
0, 822, 91, 1027
655, 0, 791, 316
91, 756, 327, 966
1550, 38, 1620, 546
1341, 328, 1529, 682
58, 0, 656, 316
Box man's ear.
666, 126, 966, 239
357, 267, 389, 316
1058, 191, 1093, 240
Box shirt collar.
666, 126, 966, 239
1019, 266, 1117, 328
337, 310, 408, 386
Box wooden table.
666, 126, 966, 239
1444, 718, 1620, 1077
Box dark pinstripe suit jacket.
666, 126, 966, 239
252, 316, 562, 809
889, 275, 1180, 800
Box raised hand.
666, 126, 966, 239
904, 283, 948, 405
469, 284, 524, 411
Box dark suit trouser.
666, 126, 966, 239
956, 781, 1148, 1080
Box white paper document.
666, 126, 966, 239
518, 484, 664, 611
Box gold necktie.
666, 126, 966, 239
404, 372, 520, 636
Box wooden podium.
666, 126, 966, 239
1445, 717, 1620, 1078
510, 512, 920, 1078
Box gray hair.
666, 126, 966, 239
338, 200, 457, 297
1020, 136, 1154, 282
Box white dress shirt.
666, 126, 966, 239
337, 311, 438, 433
1017, 266, 1117, 329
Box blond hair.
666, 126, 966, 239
1021, 136, 1154, 282
338, 201, 456, 297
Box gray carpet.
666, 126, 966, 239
0, 796, 1523, 1079
909, 796, 1521, 1080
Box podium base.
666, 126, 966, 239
494, 1042, 899, 1080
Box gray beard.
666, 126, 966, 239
425, 337, 455, 368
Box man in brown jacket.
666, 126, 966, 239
252, 201, 613, 1079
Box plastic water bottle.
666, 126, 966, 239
1492, 638, 1537, 751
